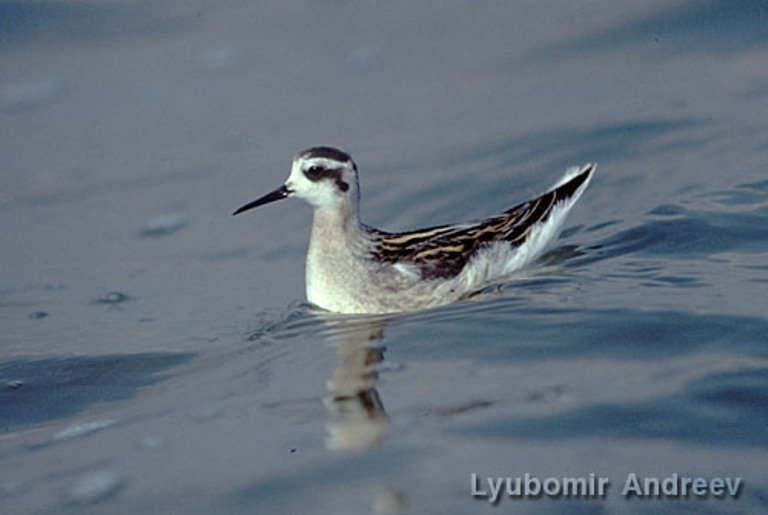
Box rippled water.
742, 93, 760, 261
2, 2, 768, 514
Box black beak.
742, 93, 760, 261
232, 185, 291, 216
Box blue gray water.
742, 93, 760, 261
2, 2, 767, 514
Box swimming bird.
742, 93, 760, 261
234, 146, 594, 314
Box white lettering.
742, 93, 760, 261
691, 477, 707, 496
471, 472, 740, 502
525, 473, 541, 496
679, 476, 692, 495
661, 473, 678, 496
470, 473, 486, 498
709, 477, 724, 497
622, 473, 643, 497
645, 476, 660, 497
598, 476, 610, 496
506, 477, 521, 496
725, 477, 742, 497
562, 477, 586, 496
487, 477, 504, 505
543, 477, 560, 496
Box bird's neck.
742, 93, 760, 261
310, 201, 365, 244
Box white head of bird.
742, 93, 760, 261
233, 146, 360, 216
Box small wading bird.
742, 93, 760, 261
234, 147, 594, 314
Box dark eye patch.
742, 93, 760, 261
303, 165, 350, 192
304, 165, 325, 181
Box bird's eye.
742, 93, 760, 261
304, 165, 324, 180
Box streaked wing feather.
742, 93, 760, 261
372, 165, 593, 280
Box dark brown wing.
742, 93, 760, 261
371, 165, 593, 280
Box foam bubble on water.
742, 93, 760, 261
139, 435, 166, 452
199, 45, 244, 71
66, 470, 123, 505
0, 78, 66, 113
93, 292, 131, 305
53, 420, 115, 442
140, 213, 189, 237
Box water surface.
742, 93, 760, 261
2, 2, 767, 514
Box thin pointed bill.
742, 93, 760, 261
233, 185, 292, 216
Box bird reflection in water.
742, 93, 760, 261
318, 312, 407, 514
320, 313, 392, 452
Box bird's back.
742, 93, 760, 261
370, 164, 595, 285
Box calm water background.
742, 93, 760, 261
2, 1, 768, 514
